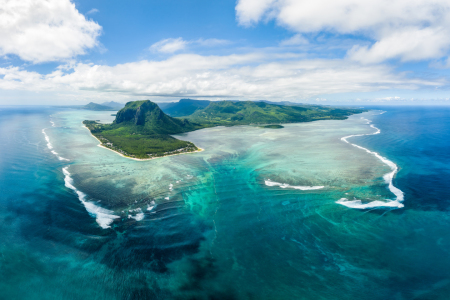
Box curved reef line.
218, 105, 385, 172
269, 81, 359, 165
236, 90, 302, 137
63, 166, 119, 228
83, 124, 204, 161
265, 179, 324, 190
43, 123, 118, 229
337, 112, 404, 209
42, 127, 70, 161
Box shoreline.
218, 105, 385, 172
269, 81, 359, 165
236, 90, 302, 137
82, 125, 204, 161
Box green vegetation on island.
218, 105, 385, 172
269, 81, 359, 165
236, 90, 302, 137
185, 101, 363, 126
83, 101, 202, 159
84, 99, 366, 159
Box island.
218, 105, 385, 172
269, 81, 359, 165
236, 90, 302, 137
82, 102, 116, 111
84, 99, 366, 160
56, 101, 125, 111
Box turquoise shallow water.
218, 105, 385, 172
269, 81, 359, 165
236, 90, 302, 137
1, 106, 450, 299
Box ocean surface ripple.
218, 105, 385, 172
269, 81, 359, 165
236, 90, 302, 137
5, 106, 450, 299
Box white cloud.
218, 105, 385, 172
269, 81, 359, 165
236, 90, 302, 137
0, 53, 441, 102
150, 38, 230, 53
348, 27, 450, 63
150, 38, 188, 53
235, 0, 450, 63
87, 8, 99, 15
372, 96, 402, 101
236, 0, 277, 26
195, 38, 230, 47
280, 34, 308, 46
0, 0, 102, 63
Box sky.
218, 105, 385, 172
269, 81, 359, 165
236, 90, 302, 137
1, 0, 450, 105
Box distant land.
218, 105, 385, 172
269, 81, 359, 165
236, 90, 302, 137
100, 101, 125, 109
54, 101, 125, 111
82, 102, 116, 111
84, 99, 366, 160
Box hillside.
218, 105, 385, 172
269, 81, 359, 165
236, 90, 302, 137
186, 100, 364, 126
159, 99, 211, 117
83, 100, 202, 159
83, 102, 115, 111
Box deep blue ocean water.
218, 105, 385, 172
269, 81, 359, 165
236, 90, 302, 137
1, 105, 450, 299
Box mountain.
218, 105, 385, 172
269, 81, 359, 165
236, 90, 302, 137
257, 100, 307, 106
158, 99, 211, 117
101, 101, 124, 109
83, 102, 115, 111
114, 100, 199, 134
186, 100, 363, 126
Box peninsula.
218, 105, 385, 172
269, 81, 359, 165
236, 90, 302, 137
84, 99, 365, 159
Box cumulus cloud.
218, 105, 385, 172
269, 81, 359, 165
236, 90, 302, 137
236, 0, 277, 26
0, 53, 441, 101
0, 0, 102, 63
348, 27, 450, 63
235, 0, 450, 63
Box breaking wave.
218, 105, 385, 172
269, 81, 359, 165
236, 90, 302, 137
265, 179, 324, 190
63, 166, 119, 228
42, 128, 70, 161
338, 114, 404, 209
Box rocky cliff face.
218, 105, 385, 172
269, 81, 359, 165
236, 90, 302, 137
114, 100, 197, 134
134, 101, 163, 125
115, 100, 160, 125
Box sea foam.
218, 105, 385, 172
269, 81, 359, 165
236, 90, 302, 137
63, 166, 119, 228
128, 208, 145, 221
265, 179, 324, 190
336, 198, 404, 209
338, 113, 404, 209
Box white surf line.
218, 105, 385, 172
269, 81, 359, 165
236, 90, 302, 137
63, 166, 120, 228
338, 114, 404, 209
42, 128, 70, 161
42, 128, 53, 149
265, 179, 324, 190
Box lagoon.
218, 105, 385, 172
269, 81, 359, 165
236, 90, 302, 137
1, 106, 450, 299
